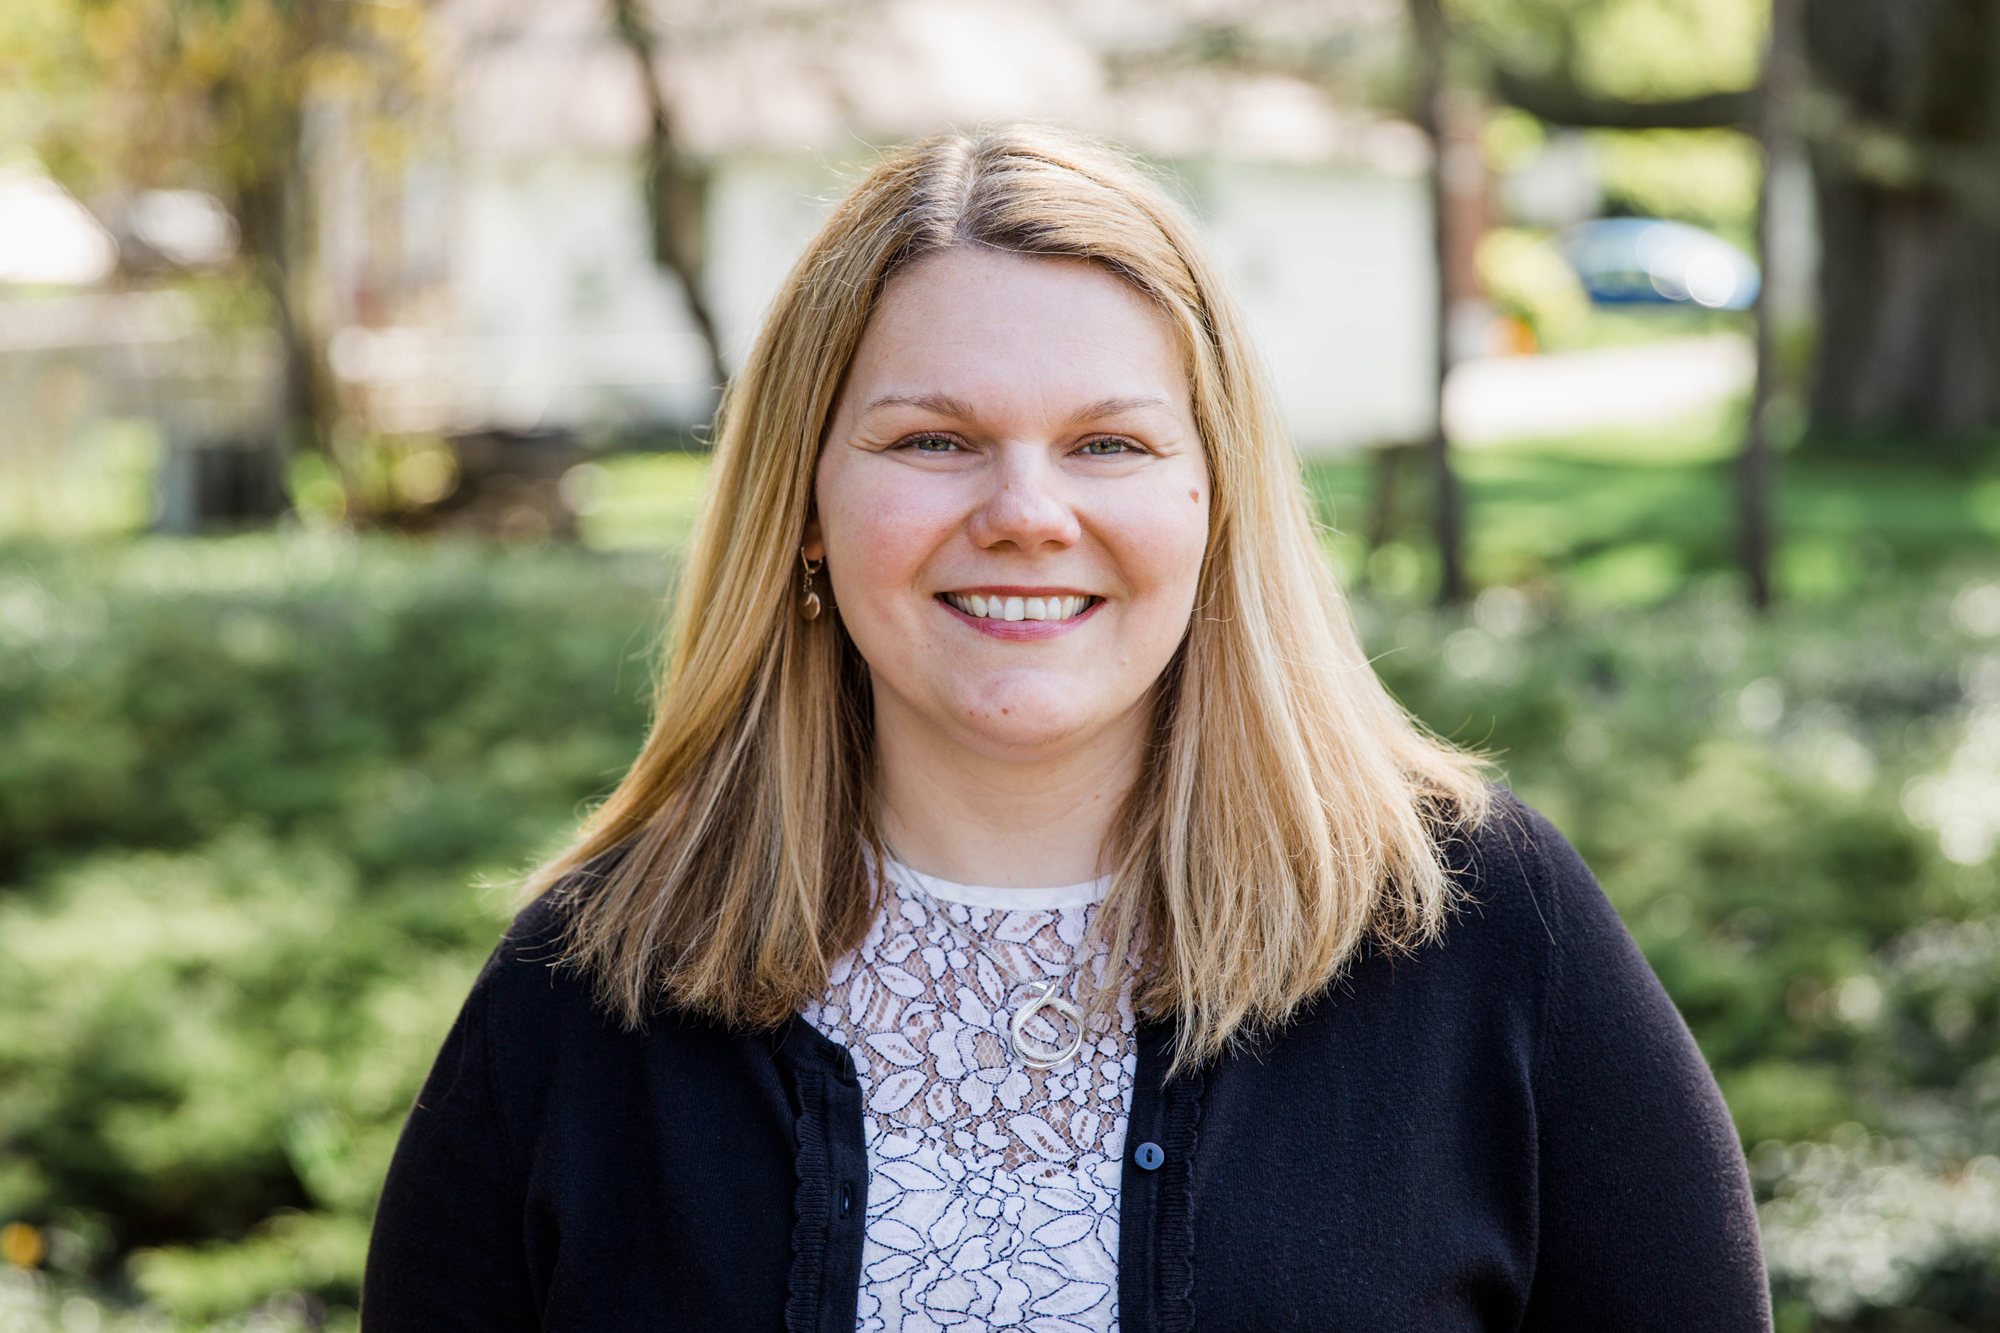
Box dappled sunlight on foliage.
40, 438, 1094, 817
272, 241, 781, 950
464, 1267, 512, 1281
0, 531, 1994, 1325
0, 536, 669, 1324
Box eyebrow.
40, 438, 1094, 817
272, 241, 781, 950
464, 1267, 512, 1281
860, 392, 981, 419
859, 392, 1171, 425
1068, 395, 1170, 423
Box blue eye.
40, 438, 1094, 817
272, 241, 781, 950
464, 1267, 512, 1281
1080, 438, 1132, 456
908, 435, 959, 453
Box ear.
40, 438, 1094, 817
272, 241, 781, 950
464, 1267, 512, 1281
802, 513, 825, 562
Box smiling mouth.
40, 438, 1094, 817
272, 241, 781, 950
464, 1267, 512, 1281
939, 592, 1098, 622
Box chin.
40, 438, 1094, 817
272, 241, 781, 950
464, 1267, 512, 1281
948, 695, 1103, 756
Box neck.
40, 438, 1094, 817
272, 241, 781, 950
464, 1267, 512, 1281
872, 696, 1148, 891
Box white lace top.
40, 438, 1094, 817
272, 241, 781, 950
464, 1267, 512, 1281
800, 861, 1137, 1333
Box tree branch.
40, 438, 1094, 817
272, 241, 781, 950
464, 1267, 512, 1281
1489, 65, 1762, 130
609, 0, 730, 404
1794, 88, 2000, 223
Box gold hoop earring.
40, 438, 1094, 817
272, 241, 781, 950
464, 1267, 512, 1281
799, 549, 824, 621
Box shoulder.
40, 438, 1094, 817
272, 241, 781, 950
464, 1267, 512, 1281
1432, 787, 1619, 967
444, 892, 604, 1091
474, 865, 749, 1067
500, 888, 571, 968
474, 852, 630, 1024
468, 889, 577, 1004
1448, 787, 1590, 893
459, 846, 653, 1070
1381, 786, 1676, 1079
1434, 789, 1706, 1082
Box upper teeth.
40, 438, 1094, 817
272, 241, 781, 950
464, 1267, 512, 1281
943, 593, 1092, 622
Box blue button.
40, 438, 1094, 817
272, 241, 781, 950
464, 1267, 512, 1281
1134, 1141, 1164, 1171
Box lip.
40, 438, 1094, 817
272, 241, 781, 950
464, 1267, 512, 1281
935, 591, 1103, 640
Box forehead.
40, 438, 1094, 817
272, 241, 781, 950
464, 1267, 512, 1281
844, 247, 1190, 414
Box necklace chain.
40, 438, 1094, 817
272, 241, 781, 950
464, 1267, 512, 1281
887, 860, 1090, 1072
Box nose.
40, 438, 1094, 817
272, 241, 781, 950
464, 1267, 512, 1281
966, 446, 1080, 552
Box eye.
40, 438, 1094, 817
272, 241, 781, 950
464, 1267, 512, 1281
1078, 437, 1137, 456
903, 433, 963, 455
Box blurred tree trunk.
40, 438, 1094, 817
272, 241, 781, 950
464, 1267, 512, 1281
1411, 0, 1469, 606
1803, 0, 2000, 442
1740, 0, 1806, 610
610, 0, 731, 411
1811, 178, 2000, 437
233, 118, 337, 474
158, 0, 353, 524
217, 0, 377, 520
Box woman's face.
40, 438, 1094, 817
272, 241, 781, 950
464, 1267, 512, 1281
811, 246, 1210, 763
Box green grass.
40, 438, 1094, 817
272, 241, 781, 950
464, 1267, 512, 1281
1304, 402, 2000, 610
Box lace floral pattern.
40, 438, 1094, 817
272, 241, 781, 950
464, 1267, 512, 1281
801, 864, 1137, 1333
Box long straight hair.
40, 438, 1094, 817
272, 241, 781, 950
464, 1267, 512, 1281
529, 124, 1490, 1066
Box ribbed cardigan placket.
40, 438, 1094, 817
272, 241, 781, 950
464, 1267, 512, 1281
1117, 1022, 1205, 1333
774, 1021, 869, 1333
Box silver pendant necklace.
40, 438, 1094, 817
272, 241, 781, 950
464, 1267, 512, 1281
891, 862, 1089, 1071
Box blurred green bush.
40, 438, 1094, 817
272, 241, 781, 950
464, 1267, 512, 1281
0, 535, 667, 1328
2, 532, 1999, 1329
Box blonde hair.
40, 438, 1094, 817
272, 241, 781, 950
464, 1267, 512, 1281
531, 124, 1489, 1066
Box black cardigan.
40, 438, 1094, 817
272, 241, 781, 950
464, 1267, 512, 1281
363, 796, 1772, 1331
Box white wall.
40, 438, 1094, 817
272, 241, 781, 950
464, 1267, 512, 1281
705, 155, 850, 368
451, 154, 714, 432
1194, 161, 1436, 454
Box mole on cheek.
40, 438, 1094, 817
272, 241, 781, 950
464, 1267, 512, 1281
1189, 489, 1200, 502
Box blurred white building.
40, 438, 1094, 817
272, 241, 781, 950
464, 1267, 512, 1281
327, 0, 1439, 455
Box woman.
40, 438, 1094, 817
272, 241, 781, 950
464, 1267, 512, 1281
364, 126, 1770, 1331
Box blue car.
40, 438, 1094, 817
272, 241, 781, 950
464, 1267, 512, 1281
1561, 217, 1761, 311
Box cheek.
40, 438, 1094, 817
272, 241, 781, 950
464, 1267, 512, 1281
819, 467, 957, 609
1101, 486, 1210, 611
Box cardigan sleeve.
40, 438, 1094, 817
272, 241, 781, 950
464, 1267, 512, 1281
362, 945, 539, 1331
1513, 807, 1773, 1332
